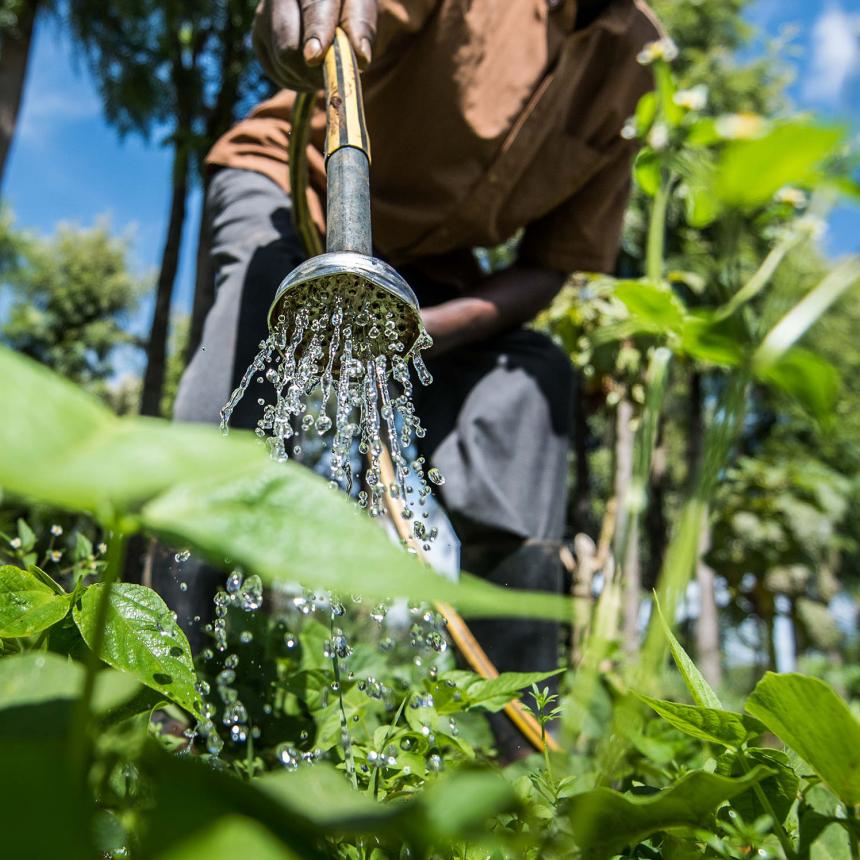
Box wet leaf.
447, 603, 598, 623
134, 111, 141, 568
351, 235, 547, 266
0, 564, 71, 637
567, 768, 771, 860
73, 582, 200, 717
453, 668, 563, 713
745, 672, 860, 806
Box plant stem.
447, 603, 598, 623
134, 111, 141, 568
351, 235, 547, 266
738, 751, 796, 860
646, 177, 670, 283
69, 525, 128, 781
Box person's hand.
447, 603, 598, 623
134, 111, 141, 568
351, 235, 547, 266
253, 0, 379, 92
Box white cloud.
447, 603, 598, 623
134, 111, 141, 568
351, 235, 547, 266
17, 90, 102, 142
804, 3, 860, 105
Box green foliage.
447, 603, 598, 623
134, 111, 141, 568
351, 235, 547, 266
746, 672, 860, 807
0, 217, 146, 389
0, 564, 70, 637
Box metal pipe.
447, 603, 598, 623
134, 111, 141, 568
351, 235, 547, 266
325, 146, 372, 256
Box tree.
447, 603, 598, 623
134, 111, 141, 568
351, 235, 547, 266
68, 0, 263, 417
0, 212, 146, 390
0, 0, 42, 185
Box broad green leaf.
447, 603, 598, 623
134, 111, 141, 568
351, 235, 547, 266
653, 596, 722, 709
637, 693, 762, 748
757, 346, 840, 422
615, 280, 686, 333
459, 668, 563, 713
0, 651, 139, 713
634, 90, 657, 134
0, 347, 569, 622
16, 518, 36, 551
0, 564, 71, 637
73, 582, 201, 717
154, 817, 299, 860
142, 469, 570, 622
718, 748, 799, 825
414, 769, 517, 839
0, 739, 92, 860
139, 744, 325, 860
567, 767, 771, 860
634, 149, 661, 197
715, 123, 842, 210
745, 672, 860, 806
0, 344, 265, 513
259, 763, 393, 827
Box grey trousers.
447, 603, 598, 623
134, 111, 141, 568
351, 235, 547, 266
167, 168, 573, 756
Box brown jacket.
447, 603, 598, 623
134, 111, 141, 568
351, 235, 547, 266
207, 0, 661, 280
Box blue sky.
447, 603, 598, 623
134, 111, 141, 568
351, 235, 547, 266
4, 1, 860, 376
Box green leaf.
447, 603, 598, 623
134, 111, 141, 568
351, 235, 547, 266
153, 817, 299, 860
0, 344, 265, 513
73, 582, 200, 717
715, 123, 843, 210
634, 149, 661, 197
637, 693, 762, 748
142, 469, 570, 622
745, 672, 860, 806
680, 311, 745, 367
567, 767, 772, 860
653, 595, 722, 709
16, 518, 36, 551
0, 651, 139, 714
0, 739, 93, 860
615, 280, 686, 334
757, 346, 840, 422
0, 564, 71, 637
718, 748, 799, 825
456, 668, 563, 713
0, 346, 569, 623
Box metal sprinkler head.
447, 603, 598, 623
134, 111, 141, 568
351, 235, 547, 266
267, 251, 423, 368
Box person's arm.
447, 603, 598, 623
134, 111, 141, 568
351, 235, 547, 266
421, 267, 566, 357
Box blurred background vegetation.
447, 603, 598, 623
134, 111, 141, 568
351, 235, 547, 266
0, 0, 857, 703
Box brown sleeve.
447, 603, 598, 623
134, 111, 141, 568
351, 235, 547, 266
375, 0, 441, 56
518, 138, 638, 275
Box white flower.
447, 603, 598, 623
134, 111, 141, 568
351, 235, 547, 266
775, 186, 807, 207
673, 85, 708, 111
620, 118, 638, 140
9, 537, 22, 549
49, 550, 63, 563
715, 112, 768, 140
637, 37, 679, 65
794, 215, 827, 240
97, 542, 108, 555
648, 122, 669, 150
50, 524, 63, 537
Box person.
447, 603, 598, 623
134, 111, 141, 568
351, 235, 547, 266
163, 0, 662, 758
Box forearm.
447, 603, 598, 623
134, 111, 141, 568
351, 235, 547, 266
421, 266, 566, 356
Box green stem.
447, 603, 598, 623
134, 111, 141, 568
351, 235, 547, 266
69, 526, 128, 781
646, 177, 670, 283
738, 751, 796, 860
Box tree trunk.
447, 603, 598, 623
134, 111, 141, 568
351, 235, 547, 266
140, 144, 189, 417
614, 396, 641, 652
185, 191, 213, 365
0, 0, 40, 187
695, 516, 722, 687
